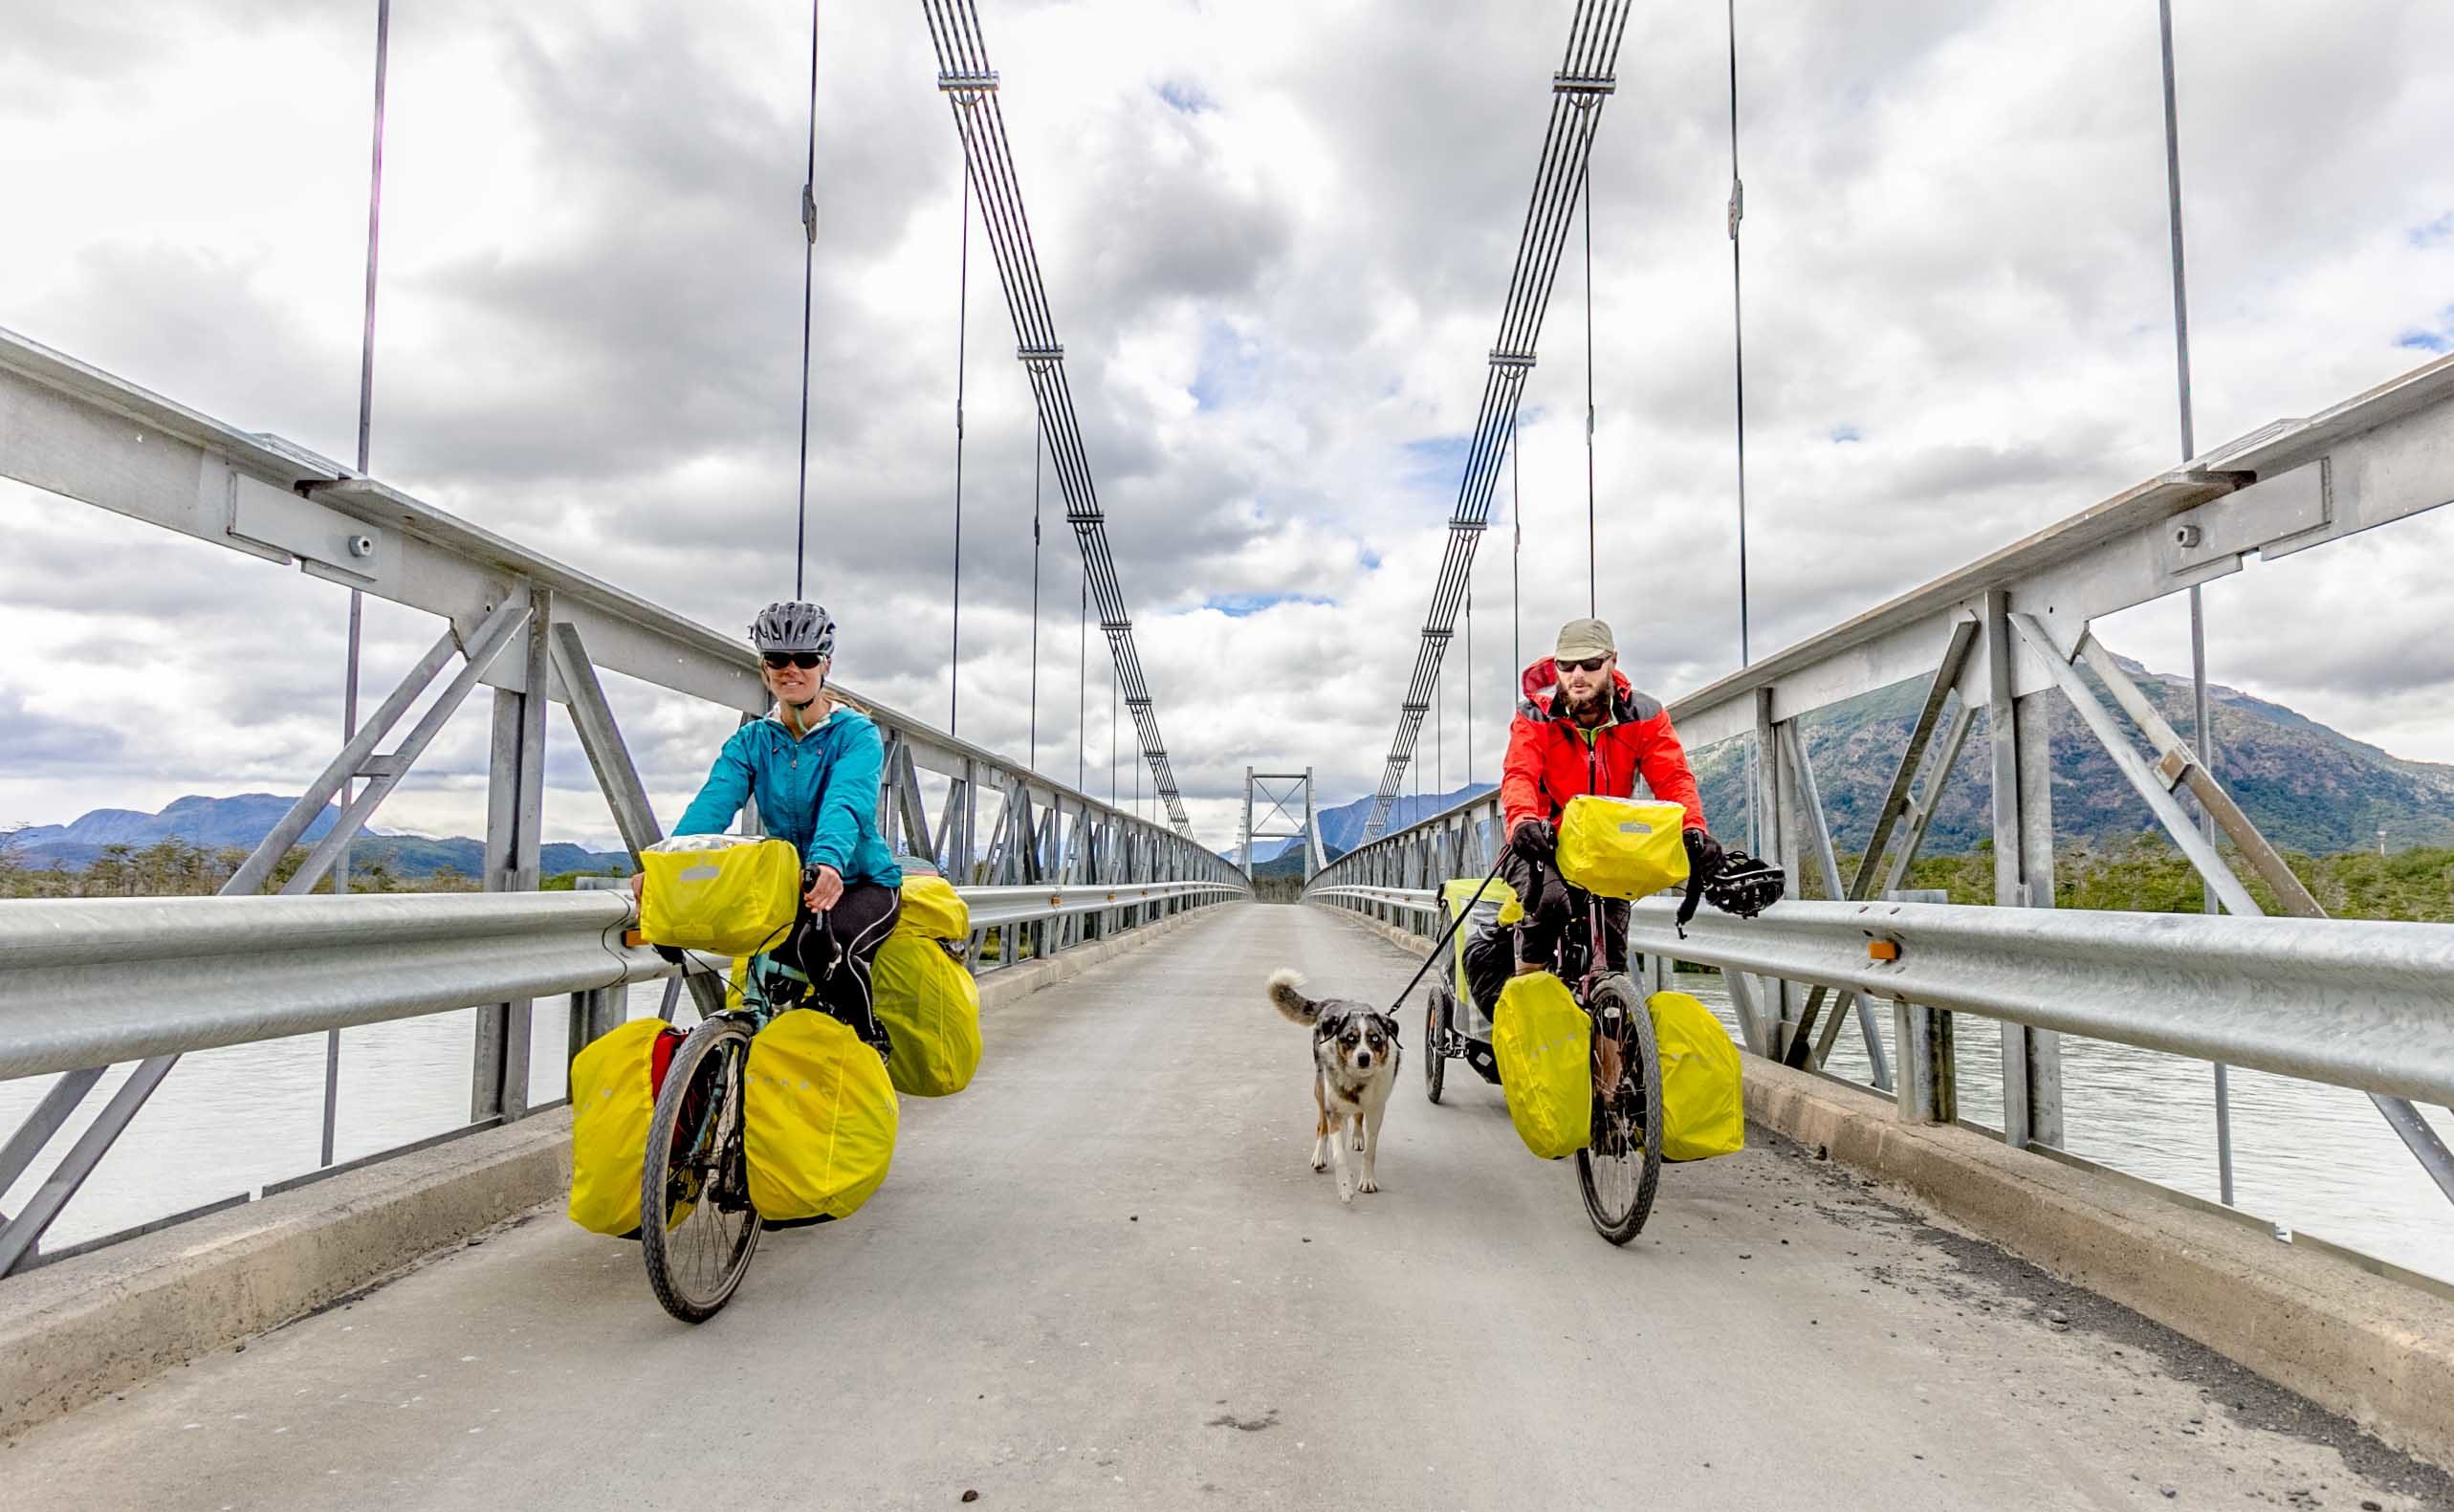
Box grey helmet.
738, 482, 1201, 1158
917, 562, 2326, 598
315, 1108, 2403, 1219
750, 601, 836, 658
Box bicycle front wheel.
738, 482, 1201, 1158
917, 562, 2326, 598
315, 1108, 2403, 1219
1575, 975, 1663, 1245
640, 1017, 761, 1323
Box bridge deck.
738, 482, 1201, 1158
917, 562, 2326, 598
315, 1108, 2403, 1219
5, 905, 2440, 1510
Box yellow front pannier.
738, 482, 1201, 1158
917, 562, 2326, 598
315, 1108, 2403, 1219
743, 1010, 899, 1222
1554, 795, 1690, 901
893, 872, 971, 941
568, 1019, 678, 1237
872, 934, 982, 1097
640, 835, 801, 957
1650, 990, 1744, 1162
1492, 972, 1592, 1159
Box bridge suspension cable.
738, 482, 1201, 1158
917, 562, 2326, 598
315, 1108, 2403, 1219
922, 0, 1194, 835
1358, 0, 1632, 843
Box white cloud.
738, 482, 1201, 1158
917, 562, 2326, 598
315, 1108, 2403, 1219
4, 0, 2451, 852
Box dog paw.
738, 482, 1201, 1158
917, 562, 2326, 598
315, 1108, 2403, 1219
1311, 1159, 1326, 1173
1337, 1178, 1355, 1204
1358, 1175, 1380, 1194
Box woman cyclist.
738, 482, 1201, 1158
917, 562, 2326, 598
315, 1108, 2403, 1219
657, 601, 904, 1048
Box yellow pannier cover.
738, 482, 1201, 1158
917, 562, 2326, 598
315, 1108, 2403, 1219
1554, 795, 1690, 901
893, 872, 971, 941
873, 935, 982, 1097
640, 836, 801, 957
1650, 991, 1744, 1161
568, 1019, 671, 1237
743, 1010, 899, 1222
1441, 875, 1522, 1005
1492, 972, 1592, 1159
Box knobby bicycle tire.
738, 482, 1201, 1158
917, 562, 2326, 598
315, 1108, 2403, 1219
1424, 988, 1448, 1105
640, 1017, 761, 1322
1576, 974, 1663, 1245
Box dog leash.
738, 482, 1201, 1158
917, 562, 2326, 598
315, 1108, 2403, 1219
1380, 857, 1507, 1017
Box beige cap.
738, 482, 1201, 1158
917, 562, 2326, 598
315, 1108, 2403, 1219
1554, 618, 1616, 662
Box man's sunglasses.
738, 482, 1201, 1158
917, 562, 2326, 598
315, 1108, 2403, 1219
761, 651, 824, 670
1558, 655, 1610, 674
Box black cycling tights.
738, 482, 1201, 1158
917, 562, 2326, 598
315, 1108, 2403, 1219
777, 880, 902, 1051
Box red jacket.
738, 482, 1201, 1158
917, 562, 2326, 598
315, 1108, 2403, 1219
1501, 658, 1708, 836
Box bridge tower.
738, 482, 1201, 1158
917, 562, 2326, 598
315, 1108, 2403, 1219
1239, 767, 1327, 881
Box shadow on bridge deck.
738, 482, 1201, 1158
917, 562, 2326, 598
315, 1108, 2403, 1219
4, 904, 2445, 1511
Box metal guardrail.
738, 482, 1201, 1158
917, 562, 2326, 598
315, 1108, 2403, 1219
1310, 884, 2454, 1112
0, 881, 1242, 1271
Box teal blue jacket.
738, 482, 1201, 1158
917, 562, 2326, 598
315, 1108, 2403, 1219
673, 707, 902, 888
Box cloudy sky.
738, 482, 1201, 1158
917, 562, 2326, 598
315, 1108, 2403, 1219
4, 0, 2451, 852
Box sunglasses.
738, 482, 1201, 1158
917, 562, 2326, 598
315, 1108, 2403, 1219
761, 651, 824, 670
1558, 655, 1610, 674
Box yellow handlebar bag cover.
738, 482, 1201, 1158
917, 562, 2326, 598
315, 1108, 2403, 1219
568, 1019, 673, 1237
1554, 796, 1690, 900
872, 935, 983, 1097
1492, 972, 1592, 1159
743, 1010, 898, 1222
893, 873, 971, 941
1649, 990, 1744, 1161
640, 836, 802, 957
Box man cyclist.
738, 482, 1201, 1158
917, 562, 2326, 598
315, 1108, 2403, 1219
651, 601, 904, 1048
1496, 618, 1720, 985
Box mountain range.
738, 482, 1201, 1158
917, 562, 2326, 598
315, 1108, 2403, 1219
1251, 652, 2454, 875
5, 794, 631, 880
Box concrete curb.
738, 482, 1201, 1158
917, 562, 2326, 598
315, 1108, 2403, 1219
1742, 1061, 2454, 1470
1312, 900, 2454, 1469
0, 900, 1243, 1440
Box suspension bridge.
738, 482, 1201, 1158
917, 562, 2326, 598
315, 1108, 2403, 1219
4, 2, 2454, 1506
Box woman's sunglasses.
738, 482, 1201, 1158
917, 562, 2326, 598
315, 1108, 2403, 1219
761, 651, 824, 670
1558, 655, 1610, 673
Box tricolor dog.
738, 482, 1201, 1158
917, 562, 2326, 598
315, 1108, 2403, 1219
1266, 969, 1399, 1203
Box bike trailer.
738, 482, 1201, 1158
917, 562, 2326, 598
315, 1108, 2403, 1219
640, 835, 802, 957
893, 871, 971, 942
872, 934, 982, 1096
1442, 876, 1521, 1036
1492, 972, 1592, 1159
1649, 991, 1744, 1161
1554, 795, 1690, 901
569, 1019, 685, 1237
743, 1010, 899, 1222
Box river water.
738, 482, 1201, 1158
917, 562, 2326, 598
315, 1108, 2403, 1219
5, 973, 2450, 1284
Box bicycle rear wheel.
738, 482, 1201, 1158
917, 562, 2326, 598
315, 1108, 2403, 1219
1424, 986, 1449, 1105
640, 1017, 761, 1322
1575, 975, 1663, 1245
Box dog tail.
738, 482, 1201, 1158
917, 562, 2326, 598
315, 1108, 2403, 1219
1266, 968, 1319, 1027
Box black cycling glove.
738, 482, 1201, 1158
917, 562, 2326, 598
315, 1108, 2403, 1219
1510, 818, 1558, 861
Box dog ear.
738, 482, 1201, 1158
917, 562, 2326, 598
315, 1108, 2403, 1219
1373, 1013, 1401, 1044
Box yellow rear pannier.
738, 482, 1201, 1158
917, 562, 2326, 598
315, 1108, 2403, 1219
893, 872, 971, 941
1493, 972, 1591, 1159
1554, 795, 1690, 901
743, 1010, 898, 1222
1649, 990, 1744, 1162
568, 1019, 678, 1237
640, 835, 801, 957
872, 934, 982, 1097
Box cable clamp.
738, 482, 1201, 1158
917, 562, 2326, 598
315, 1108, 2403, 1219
1018, 343, 1065, 370
1728, 177, 1743, 240
1489, 349, 1538, 373
937, 70, 999, 101
1553, 73, 1616, 98
801, 184, 818, 245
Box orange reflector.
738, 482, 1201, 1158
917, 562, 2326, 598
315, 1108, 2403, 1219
624, 927, 646, 949
1867, 939, 1900, 962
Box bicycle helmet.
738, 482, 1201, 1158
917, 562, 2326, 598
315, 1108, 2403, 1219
1676, 846, 1787, 935
750, 601, 836, 659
